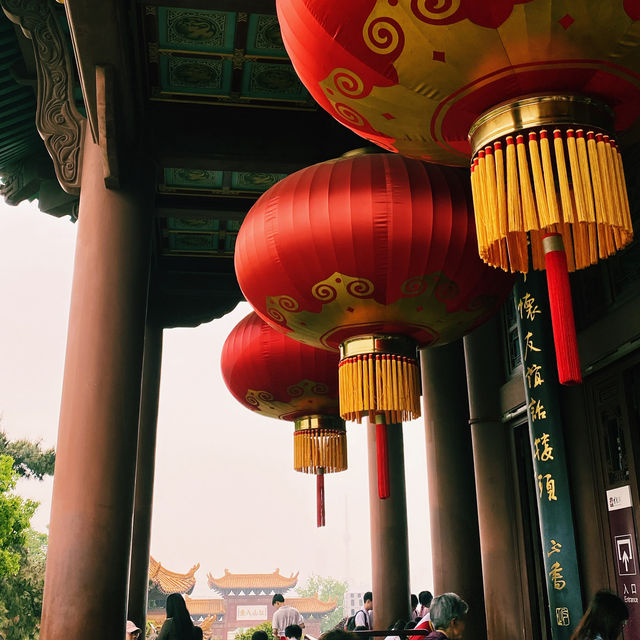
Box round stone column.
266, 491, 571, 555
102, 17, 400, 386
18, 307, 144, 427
421, 342, 487, 640
40, 135, 153, 640
464, 318, 529, 639
367, 420, 411, 630
128, 321, 163, 630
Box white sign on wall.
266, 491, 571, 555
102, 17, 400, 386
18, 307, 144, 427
236, 605, 268, 621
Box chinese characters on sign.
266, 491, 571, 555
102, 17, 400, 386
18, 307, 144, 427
515, 275, 583, 640
236, 605, 267, 621
538, 473, 557, 501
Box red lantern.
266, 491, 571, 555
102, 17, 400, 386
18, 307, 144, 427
221, 312, 346, 526
235, 153, 514, 497
275, 0, 638, 385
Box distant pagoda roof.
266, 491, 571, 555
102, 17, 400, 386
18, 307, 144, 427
149, 556, 200, 595
184, 595, 226, 616
289, 595, 338, 615
199, 615, 221, 640
207, 568, 299, 593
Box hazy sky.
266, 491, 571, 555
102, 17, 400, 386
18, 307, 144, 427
0, 199, 433, 599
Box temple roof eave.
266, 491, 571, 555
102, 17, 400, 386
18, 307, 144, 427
149, 556, 200, 595
207, 568, 299, 592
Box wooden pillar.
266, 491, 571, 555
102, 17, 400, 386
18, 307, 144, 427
40, 135, 153, 640
464, 318, 530, 640
367, 420, 411, 629
421, 342, 487, 640
128, 321, 163, 630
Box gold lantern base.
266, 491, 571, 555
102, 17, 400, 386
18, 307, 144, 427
293, 415, 347, 474
468, 94, 634, 273
338, 335, 420, 424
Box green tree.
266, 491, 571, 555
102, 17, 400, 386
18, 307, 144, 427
234, 621, 276, 640
297, 575, 349, 632
0, 430, 55, 480
0, 455, 36, 578
0, 448, 49, 640
0, 528, 47, 640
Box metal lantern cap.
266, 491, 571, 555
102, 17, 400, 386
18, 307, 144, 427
469, 94, 614, 156
294, 415, 346, 432
339, 335, 418, 360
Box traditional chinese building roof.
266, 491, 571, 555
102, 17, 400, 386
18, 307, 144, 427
207, 568, 299, 593
148, 556, 200, 594
184, 595, 226, 616
149, 609, 219, 639
288, 595, 338, 615
199, 616, 221, 640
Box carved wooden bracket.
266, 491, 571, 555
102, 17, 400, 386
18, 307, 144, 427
1, 0, 86, 194
96, 64, 120, 189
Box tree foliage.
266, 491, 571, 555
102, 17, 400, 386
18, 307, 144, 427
297, 575, 349, 632
0, 430, 55, 480
0, 455, 36, 578
234, 621, 276, 640
0, 528, 47, 640
0, 449, 48, 640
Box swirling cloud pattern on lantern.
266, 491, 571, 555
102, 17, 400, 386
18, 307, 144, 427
277, 0, 640, 165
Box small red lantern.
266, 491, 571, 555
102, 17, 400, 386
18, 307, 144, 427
235, 153, 514, 497
221, 312, 346, 527
275, 0, 638, 385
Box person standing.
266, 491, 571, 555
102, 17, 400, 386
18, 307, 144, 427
415, 591, 433, 621
570, 590, 629, 640
286, 624, 304, 640
272, 594, 304, 640
411, 595, 419, 620
126, 621, 142, 640
355, 592, 373, 630
423, 593, 468, 640
157, 593, 203, 640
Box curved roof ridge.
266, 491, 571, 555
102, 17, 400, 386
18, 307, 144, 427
148, 556, 200, 594
207, 568, 299, 590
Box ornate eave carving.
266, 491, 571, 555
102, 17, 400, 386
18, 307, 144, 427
1, 0, 85, 194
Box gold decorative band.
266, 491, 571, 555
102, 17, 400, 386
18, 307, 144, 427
294, 414, 346, 432
339, 334, 417, 360
469, 94, 614, 157
543, 234, 564, 254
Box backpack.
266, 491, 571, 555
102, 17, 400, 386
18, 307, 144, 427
345, 609, 368, 631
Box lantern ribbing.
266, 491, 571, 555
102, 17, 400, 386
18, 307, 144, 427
221, 313, 347, 527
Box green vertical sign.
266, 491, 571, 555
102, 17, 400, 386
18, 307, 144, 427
514, 273, 583, 639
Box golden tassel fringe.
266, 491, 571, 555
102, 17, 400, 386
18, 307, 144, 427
293, 427, 347, 474
469, 127, 634, 273
338, 353, 420, 423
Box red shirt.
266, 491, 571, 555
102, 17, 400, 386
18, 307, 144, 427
409, 614, 434, 640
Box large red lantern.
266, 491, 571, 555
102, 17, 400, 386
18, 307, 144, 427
221, 312, 346, 526
275, 0, 638, 385
235, 153, 514, 497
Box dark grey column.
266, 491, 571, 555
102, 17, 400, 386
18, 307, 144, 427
367, 420, 411, 630
421, 341, 487, 640
464, 317, 530, 639
128, 321, 164, 630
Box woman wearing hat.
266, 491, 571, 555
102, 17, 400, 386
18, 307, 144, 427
126, 620, 142, 640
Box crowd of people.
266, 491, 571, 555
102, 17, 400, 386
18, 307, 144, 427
125, 587, 631, 640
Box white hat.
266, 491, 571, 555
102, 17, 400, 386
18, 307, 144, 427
126, 621, 141, 633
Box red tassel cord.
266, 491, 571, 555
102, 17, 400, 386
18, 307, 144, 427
316, 470, 325, 527
543, 233, 582, 385
376, 420, 390, 499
